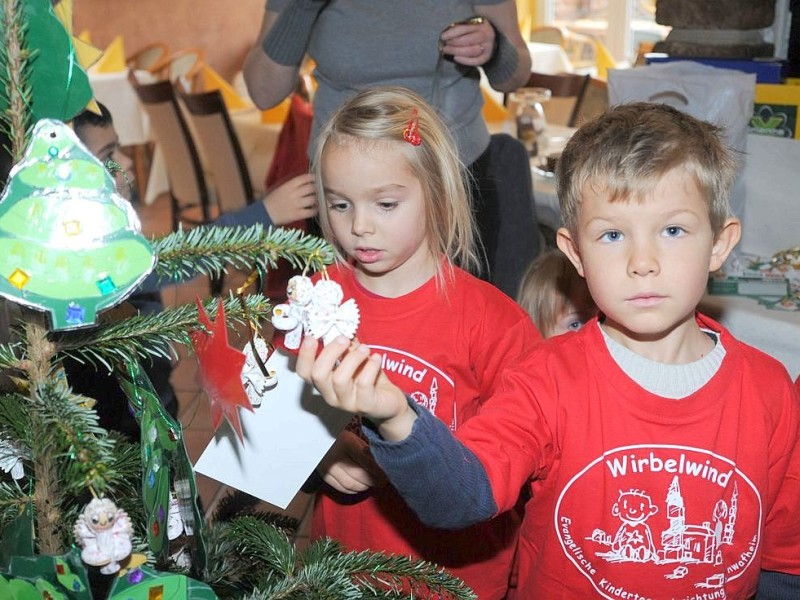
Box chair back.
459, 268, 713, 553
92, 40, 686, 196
128, 71, 211, 230
572, 77, 609, 128
177, 87, 255, 215
126, 42, 170, 73
516, 71, 590, 127
151, 47, 206, 92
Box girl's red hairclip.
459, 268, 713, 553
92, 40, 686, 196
403, 108, 422, 146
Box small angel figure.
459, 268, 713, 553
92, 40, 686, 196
271, 275, 315, 349
240, 336, 278, 407
306, 279, 360, 345
73, 497, 133, 574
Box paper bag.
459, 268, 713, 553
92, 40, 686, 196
608, 61, 755, 220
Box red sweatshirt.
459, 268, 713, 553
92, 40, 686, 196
311, 263, 540, 599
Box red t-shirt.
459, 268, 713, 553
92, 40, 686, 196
311, 263, 540, 599
457, 314, 800, 598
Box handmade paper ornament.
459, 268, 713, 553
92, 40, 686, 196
73, 497, 133, 575
117, 360, 207, 570
191, 298, 254, 441
0, 119, 155, 330
0, 436, 25, 480
106, 565, 217, 600
306, 279, 360, 345
271, 274, 314, 349
240, 336, 277, 407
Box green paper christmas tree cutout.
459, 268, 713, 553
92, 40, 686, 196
0, 119, 154, 330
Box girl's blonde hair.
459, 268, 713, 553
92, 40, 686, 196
516, 248, 594, 337
311, 86, 478, 280
557, 102, 739, 237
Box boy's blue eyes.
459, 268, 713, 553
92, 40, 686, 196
664, 225, 685, 237
600, 230, 622, 242
599, 226, 686, 242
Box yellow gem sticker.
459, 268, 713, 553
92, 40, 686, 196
9, 268, 30, 289
63, 219, 82, 236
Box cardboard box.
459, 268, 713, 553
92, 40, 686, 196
644, 54, 784, 83
750, 83, 800, 139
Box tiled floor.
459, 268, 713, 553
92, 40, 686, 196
137, 193, 314, 543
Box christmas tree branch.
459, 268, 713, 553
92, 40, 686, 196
0, 0, 32, 161
53, 294, 273, 371
150, 224, 335, 285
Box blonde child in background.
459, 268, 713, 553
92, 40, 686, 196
516, 248, 597, 338
289, 86, 540, 599
297, 102, 800, 598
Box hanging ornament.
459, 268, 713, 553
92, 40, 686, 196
191, 298, 253, 441
0, 120, 155, 330
306, 279, 360, 345
271, 274, 315, 349
241, 336, 277, 407
73, 497, 133, 575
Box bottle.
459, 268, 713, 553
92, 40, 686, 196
514, 87, 551, 158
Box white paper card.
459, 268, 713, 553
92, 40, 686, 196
193, 349, 352, 509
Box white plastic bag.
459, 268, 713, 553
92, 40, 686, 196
608, 61, 755, 221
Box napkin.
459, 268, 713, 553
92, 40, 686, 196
202, 65, 251, 111
93, 36, 126, 73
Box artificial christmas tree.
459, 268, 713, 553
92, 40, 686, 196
0, 1, 476, 598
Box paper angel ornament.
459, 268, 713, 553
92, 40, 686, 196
241, 336, 278, 407
73, 497, 133, 574
271, 275, 315, 349
306, 279, 360, 345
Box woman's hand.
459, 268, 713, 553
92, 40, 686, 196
439, 18, 496, 67
296, 336, 417, 442
262, 173, 318, 226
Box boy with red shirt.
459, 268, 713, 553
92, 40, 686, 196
297, 103, 800, 598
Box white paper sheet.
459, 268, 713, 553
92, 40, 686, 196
193, 349, 352, 509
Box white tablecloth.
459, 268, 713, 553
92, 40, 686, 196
527, 42, 574, 74
88, 69, 154, 147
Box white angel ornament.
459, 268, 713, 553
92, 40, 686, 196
73, 497, 133, 574
240, 336, 278, 407
271, 275, 315, 349
306, 279, 360, 345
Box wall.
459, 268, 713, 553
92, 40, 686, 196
74, 0, 264, 80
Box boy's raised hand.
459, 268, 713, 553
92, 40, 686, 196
296, 335, 417, 442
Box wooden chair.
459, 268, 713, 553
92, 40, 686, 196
128, 71, 212, 231
150, 47, 206, 92
572, 76, 609, 127
509, 71, 591, 127
176, 86, 255, 217
125, 42, 170, 73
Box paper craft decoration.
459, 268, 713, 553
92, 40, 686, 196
195, 349, 352, 509
106, 565, 217, 600
271, 276, 360, 347
73, 497, 133, 575
0, 0, 94, 122
190, 298, 254, 441
92, 35, 126, 73
0, 119, 155, 330
241, 336, 278, 407
202, 65, 251, 111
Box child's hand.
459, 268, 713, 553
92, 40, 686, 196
297, 336, 417, 441
317, 430, 386, 494
262, 173, 318, 226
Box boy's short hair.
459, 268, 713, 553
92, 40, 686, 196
72, 102, 113, 136
556, 102, 739, 236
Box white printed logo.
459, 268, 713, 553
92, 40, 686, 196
556, 445, 761, 599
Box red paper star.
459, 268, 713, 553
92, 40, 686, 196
190, 297, 253, 441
